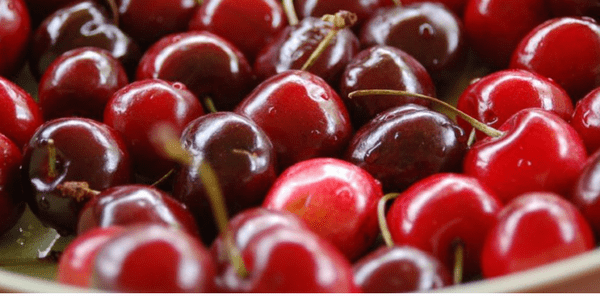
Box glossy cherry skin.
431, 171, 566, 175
293, 0, 395, 29
136, 31, 254, 112
481, 192, 595, 278
217, 226, 358, 293
0, 133, 25, 235
571, 150, 600, 238
0, 0, 31, 78
29, 1, 141, 79
464, 108, 588, 203
401, 0, 467, 16
360, 3, 466, 83
56, 226, 125, 288
38, 47, 129, 121
463, 0, 551, 68
570, 87, 600, 154
24, 0, 82, 26
548, 0, 600, 19
22, 117, 132, 235
345, 105, 467, 193
103, 79, 204, 181
352, 246, 452, 293
254, 16, 359, 88
510, 17, 600, 100
386, 173, 503, 279
262, 158, 384, 260
77, 184, 199, 236
188, 0, 286, 62
234, 70, 353, 169
92, 225, 216, 292
0, 76, 43, 148
339, 45, 436, 127
456, 69, 574, 140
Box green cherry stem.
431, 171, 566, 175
203, 96, 218, 113
282, 0, 299, 26
377, 193, 400, 247
453, 241, 465, 285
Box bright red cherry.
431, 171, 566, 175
234, 70, 353, 169
262, 158, 383, 260
0, 133, 25, 236
571, 150, 600, 238
0, 76, 43, 149
188, 0, 286, 62
570, 87, 600, 154
481, 192, 595, 278
38, 47, 129, 121
293, 0, 395, 29
510, 17, 600, 100
463, 108, 588, 203
0, 0, 31, 78
386, 173, 502, 280
456, 69, 574, 140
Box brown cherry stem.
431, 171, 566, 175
453, 241, 465, 285
377, 193, 400, 247
105, 0, 119, 27
282, 0, 299, 26
46, 139, 58, 179
348, 89, 504, 138
301, 11, 357, 71
203, 96, 218, 113
55, 181, 100, 203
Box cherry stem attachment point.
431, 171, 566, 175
203, 96, 218, 113
392, 0, 403, 6
282, 0, 299, 26
55, 181, 100, 203
377, 193, 400, 247
453, 241, 464, 285
348, 89, 504, 138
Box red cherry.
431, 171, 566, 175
23, 0, 81, 26
263, 158, 384, 260
548, 0, 600, 19
464, 108, 588, 203
0, 133, 25, 235
401, 0, 467, 16
234, 70, 353, 169
38, 47, 129, 121
481, 192, 595, 278
0, 0, 31, 78
510, 17, 600, 100
570, 87, 600, 154
571, 150, 600, 238
456, 69, 574, 140
386, 173, 502, 279
0, 76, 43, 149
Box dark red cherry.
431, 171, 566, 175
293, 0, 394, 29
136, 31, 254, 112
571, 150, 600, 238
29, 1, 141, 79
464, 108, 588, 203
92, 225, 216, 292
254, 16, 359, 88
103, 79, 204, 181
22, 117, 132, 235
0, 76, 43, 148
386, 173, 503, 279
463, 0, 551, 68
262, 158, 384, 260
456, 69, 574, 140
401, 0, 467, 16
353, 246, 452, 293
510, 17, 600, 100
172, 112, 277, 244
570, 87, 600, 154
0, 133, 25, 236
0, 0, 31, 78
360, 3, 466, 83
339, 45, 436, 127
234, 70, 353, 169
24, 0, 82, 26
345, 104, 467, 193
548, 0, 600, 19
77, 184, 199, 236
38, 47, 129, 121
188, 0, 286, 62
481, 192, 595, 278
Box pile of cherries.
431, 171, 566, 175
2, 0, 600, 293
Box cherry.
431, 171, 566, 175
293, 0, 394, 30
359, 2, 466, 84
339, 45, 436, 127
481, 192, 595, 278
463, 0, 551, 68
401, 0, 467, 16
345, 104, 467, 192
548, 0, 600, 19
234, 70, 353, 169
456, 69, 574, 140
570, 87, 600, 154
171, 112, 277, 244
38, 47, 129, 121
0, 133, 25, 236
21, 117, 132, 235
23, 0, 81, 26
352, 246, 452, 292
0, 0, 31, 78
262, 157, 383, 260
463, 108, 588, 203
0, 76, 43, 148
77, 184, 199, 236
136, 31, 254, 112
92, 225, 216, 292
571, 150, 600, 239
386, 173, 503, 280
103, 79, 204, 182
188, 0, 286, 62
510, 17, 600, 100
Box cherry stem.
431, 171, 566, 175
453, 241, 465, 285
348, 89, 504, 138
392, 0, 403, 6
282, 0, 299, 26
47, 139, 58, 179
301, 11, 357, 72
377, 193, 400, 247
467, 128, 477, 147
105, 0, 119, 27
150, 169, 174, 187
55, 181, 100, 203
203, 96, 218, 113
